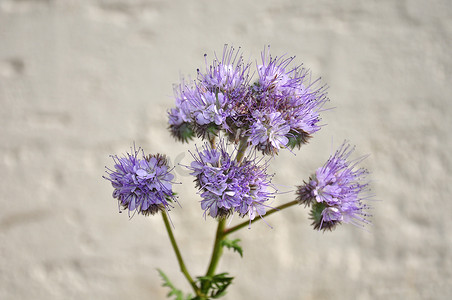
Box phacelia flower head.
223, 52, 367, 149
296, 142, 371, 231
169, 46, 249, 140
172, 84, 230, 141
104, 146, 176, 216
247, 47, 328, 154
184, 85, 229, 126
188, 140, 275, 220
168, 45, 328, 156
168, 83, 196, 143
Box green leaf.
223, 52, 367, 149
157, 269, 193, 300
221, 238, 243, 257
197, 273, 234, 299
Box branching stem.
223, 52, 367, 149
224, 200, 299, 236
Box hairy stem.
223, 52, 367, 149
161, 210, 202, 297
223, 200, 299, 236
201, 218, 226, 293
209, 135, 216, 150
236, 136, 249, 162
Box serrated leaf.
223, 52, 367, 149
221, 238, 243, 257
157, 269, 193, 300
197, 272, 234, 299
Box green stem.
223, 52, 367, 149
224, 200, 299, 236
236, 136, 249, 163
209, 135, 216, 150
201, 218, 226, 293
161, 210, 202, 297
205, 218, 226, 276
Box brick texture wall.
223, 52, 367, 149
1, 1, 451, 299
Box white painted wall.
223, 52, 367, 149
1, 0, 451, 299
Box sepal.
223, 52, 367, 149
169, 122, 195, 143
309, 202, 340, 232
286, 130, 311, 150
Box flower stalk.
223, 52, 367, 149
235, 136, 249, 163
161, 210, 202, 297
224, 200, 299, 235
204, 218, 227, 279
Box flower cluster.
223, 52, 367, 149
296, 143, 371, 231
188, 141, 275, 220
168, 46, 249, 143
103, 44, 374, 300
104, 147, 176, 216
168, 45, 328, 155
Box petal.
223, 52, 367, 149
136, 169, 148, 177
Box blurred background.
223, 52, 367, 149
1, 0, 451, 299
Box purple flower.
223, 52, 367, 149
248, 110, 290, 155
250, 47, 328, 152
256, 50, 299, 95
104, 147, 176, 216
168, 84, 196, 143
197, 45, 250, 95
183, 86, 229, 126
168, 45, 328, 155
169, 83, 236, 141
188, 141, 275, 220
296, 142, 371, 231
